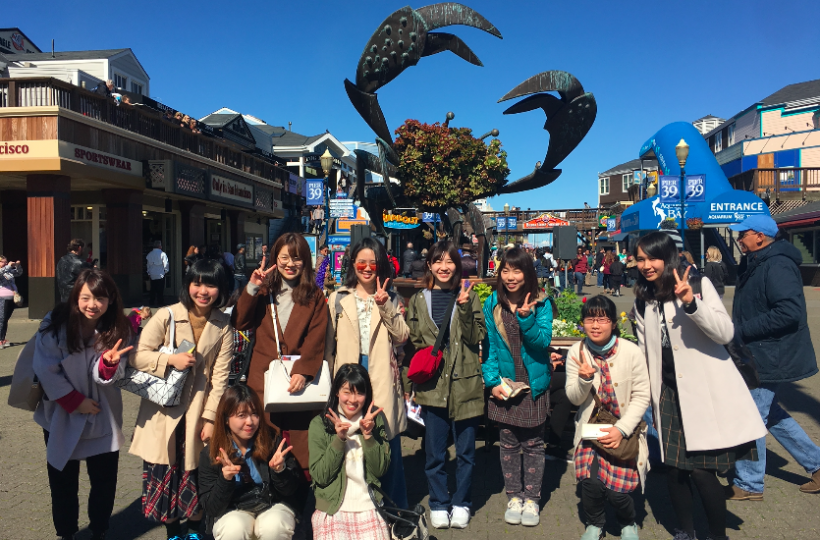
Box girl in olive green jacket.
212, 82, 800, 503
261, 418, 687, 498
405, 241, 486, 530
309, 364, 391, 540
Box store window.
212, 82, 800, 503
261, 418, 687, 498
245, 235, 264, 260
599, 177, 610, 195
113, 73, 127, 90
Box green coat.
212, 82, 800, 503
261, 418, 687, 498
308, 413, 390, 516
406, 288, 487, 421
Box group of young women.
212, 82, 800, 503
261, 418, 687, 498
30, 229, 765, 540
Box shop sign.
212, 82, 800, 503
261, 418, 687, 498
0, 30, 38, 54
522, 213, 570, 229
330, 199, 354, 218
0, 139, 58, 160
383, 211, 420, 229
210, 174, 254, 207
336, 206, 369, 232
60, 142, 143, 176
287, 173, 304, 196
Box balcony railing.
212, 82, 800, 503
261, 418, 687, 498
0, 77, 290, 186
484, 208, 603, 230
731, 168, 820, 200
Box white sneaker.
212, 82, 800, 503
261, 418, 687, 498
504, 497, 523, 524
449, 506, 470, 529
521, 499, 540, 527
430, 510, 450, 529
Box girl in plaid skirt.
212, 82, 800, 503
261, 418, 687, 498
566, 295, 649, 540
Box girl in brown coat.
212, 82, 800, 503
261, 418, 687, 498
232, 232, 329, 474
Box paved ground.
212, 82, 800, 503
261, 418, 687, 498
1, 288, 819, 540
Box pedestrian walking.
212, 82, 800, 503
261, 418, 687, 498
309, 364, 391, 540
573, 247, 589, 295
128, 259, 234, 540
702, 247, 727, 298
609, 254, 624, 297
198, 385, 303, 540
406, 240, 486, 530
234, 244, 248, 291
402, 241, 418, 278
146, 240, 170, 307
595, 249, 605, 288
566, 295, 649, 540
482, 247, 553, 527
34, 269, 134, 540
727, 215, 820, 499
56, 238, 93, 303
326, 237, 410, 508
633, 231, 766, 540
0, 256, 22, 348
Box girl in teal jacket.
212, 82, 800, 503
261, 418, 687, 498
482, 248, 553, 527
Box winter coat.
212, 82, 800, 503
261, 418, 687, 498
482, 291, 553, 399
402, 249, 418, 275
234, 252, 247, 276
406, 288, 486, 421
325, 287, 409, 439
409, 259, 427, 279
635, 277, 767, 454
703, 261, 726, 295
534, 258, 551, 279
609, 260, 624, 277
128, 303, 233, 470
565, 339, 650, 490
56, 253, 92, 302
574, 255, 589, 274
732, 240, 817, 384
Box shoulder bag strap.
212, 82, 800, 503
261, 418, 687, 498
166, 307, 175, 348
269, 294, 283, 358
431, 291, 458, 356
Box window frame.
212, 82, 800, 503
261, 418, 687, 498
130, 81, 143, 95
599, 177, 610, 195
715, 131, 723, 153
727, 124, 735, 147
113, 73, 127, 90
622, 174, 632, 193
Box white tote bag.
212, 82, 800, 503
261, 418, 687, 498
263, 295, 332, 413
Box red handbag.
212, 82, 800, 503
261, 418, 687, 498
408, 291, 457, 384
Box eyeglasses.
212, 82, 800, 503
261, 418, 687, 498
583, 317, 613, 325
736, 230, 757, 241
355, 262, 376, 272
277, 255, 303, 266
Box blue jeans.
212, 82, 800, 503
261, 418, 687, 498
733, 382, 820, 493
597, 270, 604, 287
574, 272, 584, 295
422, 406, 479, 511
379, 436, 408, 509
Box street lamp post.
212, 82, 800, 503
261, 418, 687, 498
675, 139, 690, 240
503, 202, 510, 245
320, 148, 334, 244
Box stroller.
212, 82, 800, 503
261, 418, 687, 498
368, 484, 431, 540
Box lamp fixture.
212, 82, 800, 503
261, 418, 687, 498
675, 139, 689, 168
320, 148, 334, 177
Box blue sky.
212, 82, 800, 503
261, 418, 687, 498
9, 0, 820, 211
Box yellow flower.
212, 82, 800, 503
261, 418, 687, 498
620, 311, 627, 318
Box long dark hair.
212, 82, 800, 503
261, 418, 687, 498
208, 385, 275, 465
422, 240, 462, 290
180, 259, 231, 310
344, 237, 392, 289
322, 364, 373, 434
268, 233, 319, 305
633, 231, 681, 304
496, 247, 539, 309
45, 269, 132, 353
581, 295, 621, 337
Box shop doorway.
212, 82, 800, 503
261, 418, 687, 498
143, 211, 178, 300
205, 218, 228, 257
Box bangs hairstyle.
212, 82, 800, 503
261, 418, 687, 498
344, 237, 391, 289
423, 240, 462, 290
322, 364, 373, 434
208, 385, 275, 466
180, 259, 230, 309
268, 232, 319, 305
46, 269, 132, 353
581, 295, 620, 337
633, 231, 682, 304
496, 247, 539, 308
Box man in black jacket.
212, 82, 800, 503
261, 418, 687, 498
55, 239, 93, 302
401, 242, 418, 278
234, 244, 248, 290
728, 215, 820, 500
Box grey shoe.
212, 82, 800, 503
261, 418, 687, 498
621, 523, 639, 540
580, 525, 603, 540
521, 499, 540, 527
672, 530, 695, 540
504, 497, 523, 525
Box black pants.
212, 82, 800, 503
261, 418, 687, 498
149, 277, 164, 306
44, 430, 120, 537
580, 458, 636, 528
548, 370, 573, 448
0, 297, 15, 340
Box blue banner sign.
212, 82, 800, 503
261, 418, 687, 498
659, 176, 679, 204
496, 217, 506, 230
306, 180, 324, 206
686, 175, 706, 203
421, 212, 439, 223
606, 218, 617, 232
507, 217, 517, 230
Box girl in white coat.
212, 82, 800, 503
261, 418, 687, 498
566, 295, 649, 540
633, 232, 766, 540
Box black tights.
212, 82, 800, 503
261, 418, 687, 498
666, 467, 726, 539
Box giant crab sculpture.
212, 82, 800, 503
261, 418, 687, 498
343, 3, 596, 269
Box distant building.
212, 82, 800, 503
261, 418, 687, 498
0, 28, 40, 55
692, 115, 725, 135
597, 158, 659, 208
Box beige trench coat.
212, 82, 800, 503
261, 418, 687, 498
565, 339, 651, 490
325, 287, 409, 440
128, 303, 233, 470
635, 277, 766, 455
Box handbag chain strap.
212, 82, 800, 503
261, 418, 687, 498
269, 294, 283, 358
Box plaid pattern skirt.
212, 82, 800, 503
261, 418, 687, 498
574, 443, 640, 493
311, 509, 390, 540
659, 384, 757, 472
142, 421, 200, 522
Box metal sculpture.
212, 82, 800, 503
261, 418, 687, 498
345, 3, 597, 275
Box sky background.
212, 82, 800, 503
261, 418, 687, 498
8, 0, 820, 212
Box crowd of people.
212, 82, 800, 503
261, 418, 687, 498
19, 213, 820, 540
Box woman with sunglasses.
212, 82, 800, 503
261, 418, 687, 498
326, 238, 410, 508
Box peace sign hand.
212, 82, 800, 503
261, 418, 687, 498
249, 255, 277, 287
456, 279, 473, 306
374, 278, 390, 306
360, 403, 384, 439
516, 293, 539, 318
269, 438, 293, 473
102, 339, 134, 366
573, 349, 597, 380
673, 267, 694, 305
216, 447, 242, 481
325, 408, 352, 441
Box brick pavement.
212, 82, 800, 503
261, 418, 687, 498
1, 289, 819, 540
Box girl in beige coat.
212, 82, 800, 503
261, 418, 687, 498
129, 260, 234, 540
633, 232, 766, 540
326, 237, 409, 508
